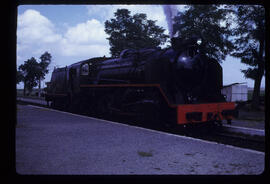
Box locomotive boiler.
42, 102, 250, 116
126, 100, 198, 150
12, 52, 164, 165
45, 36, 237, 126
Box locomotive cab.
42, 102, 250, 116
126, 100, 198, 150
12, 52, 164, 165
81, 63, 90, 76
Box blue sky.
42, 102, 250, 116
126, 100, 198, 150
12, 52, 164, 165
16, 5, 265, 89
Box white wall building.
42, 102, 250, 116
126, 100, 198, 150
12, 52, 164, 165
221, 83, 248, 102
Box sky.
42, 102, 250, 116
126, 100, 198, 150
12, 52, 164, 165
16, 4, 265, 89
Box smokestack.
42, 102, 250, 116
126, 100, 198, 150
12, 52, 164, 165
162, 5, 178, 38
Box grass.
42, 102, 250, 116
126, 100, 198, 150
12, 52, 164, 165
237, 107, 265, 122
247, 89, 265, 101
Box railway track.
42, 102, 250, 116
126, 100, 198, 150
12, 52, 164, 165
145, 122, 265, 152
179, 129, 265, 152
17, 99, 265, 152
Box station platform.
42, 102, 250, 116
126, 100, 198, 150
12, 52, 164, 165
16, 104, 264, 175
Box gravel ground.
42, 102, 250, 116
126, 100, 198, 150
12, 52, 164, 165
16, 104, 265, 175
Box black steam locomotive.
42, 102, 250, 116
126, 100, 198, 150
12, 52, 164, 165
45, 36, 237, 126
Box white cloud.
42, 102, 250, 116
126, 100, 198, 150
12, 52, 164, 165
59, 38, 109, 57
16, 5, 183, 68
17, 9, 62, 44
17, 6, 174, 62
86, 5, 168, 29
86, 5, 114, 20
16, 10, 109, 89
85, 4, 186, 45
17, 9, 110, 68
59, 18, 110, 57
64, 19, 107, 45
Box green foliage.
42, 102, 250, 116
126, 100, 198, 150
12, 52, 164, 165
232, 5, 265, 109
36, 52, 52, 95
231, 5, 265, 79
16, 70, 24, 84
231, 5, 265, 108
173, 5, 235, 62
105, 9, 169, 57
18, 57, 39, 92
38, 51, 52, 80
17, 52, 52, 94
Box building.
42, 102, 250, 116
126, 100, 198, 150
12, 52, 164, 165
221, 83, 248, 102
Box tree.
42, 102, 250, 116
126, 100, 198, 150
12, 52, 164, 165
231, 5, 265, 109
37, 52, 52, 96
18, 57, 39, 96
16, 70, 24, 84
105, 9, 169, 57
17, 51, 52, 96
173, 5, 235, 62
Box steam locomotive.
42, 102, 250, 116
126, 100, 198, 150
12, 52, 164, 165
45, 36, 237, 126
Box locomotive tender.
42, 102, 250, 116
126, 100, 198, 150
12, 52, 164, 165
45, 36, 237, 126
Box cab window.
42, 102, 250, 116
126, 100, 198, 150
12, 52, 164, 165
81, 63, 89, 75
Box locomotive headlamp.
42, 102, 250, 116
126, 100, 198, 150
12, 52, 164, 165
197, 38, 202, 45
